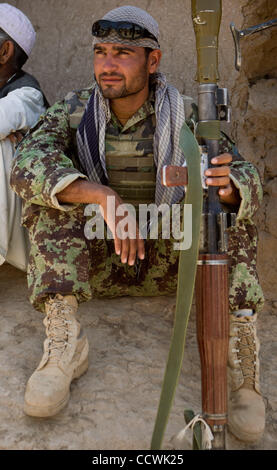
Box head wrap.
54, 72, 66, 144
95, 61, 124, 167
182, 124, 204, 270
92, 5, 160, 50
0, 3, 36, 56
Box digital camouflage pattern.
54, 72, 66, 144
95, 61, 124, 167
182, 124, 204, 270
10, 85, 264, 313
105, 91, 156, 207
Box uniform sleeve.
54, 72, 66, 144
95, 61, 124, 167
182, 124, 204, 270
229, 161, 263, 222
0, 87, 46, 139
218, 132, 263, 222
10, 99, 87, 211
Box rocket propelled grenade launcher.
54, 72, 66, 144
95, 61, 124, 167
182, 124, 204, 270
191, 0, 233, 450
152, 0, 236, 451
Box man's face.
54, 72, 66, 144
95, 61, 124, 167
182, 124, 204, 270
93, 43, 150, 100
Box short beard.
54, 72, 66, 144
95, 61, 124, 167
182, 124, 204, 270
101, 83, 148, 100
96, 59, 149, 100
100, 81, 128, 99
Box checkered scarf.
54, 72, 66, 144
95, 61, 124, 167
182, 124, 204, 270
76, 72, 186, 206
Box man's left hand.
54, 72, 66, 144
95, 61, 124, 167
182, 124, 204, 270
205, 152, 241, 206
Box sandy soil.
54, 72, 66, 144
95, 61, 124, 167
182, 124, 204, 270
0, 263, 276, 450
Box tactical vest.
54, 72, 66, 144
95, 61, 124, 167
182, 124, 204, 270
105, 113, 157, 208
67, 88, 157, 207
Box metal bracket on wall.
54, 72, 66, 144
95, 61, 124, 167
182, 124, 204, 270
230, 18, 277, 71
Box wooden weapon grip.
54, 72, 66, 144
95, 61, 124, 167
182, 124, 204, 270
195, 254, 229, 439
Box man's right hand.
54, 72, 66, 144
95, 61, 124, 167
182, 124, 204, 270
97, 186, 145, 266
57, 179, 145, 266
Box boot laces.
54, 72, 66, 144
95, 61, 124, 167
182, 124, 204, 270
45, 298, 73, 364
234, 322, 257, 386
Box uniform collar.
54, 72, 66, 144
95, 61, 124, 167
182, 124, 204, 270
110, 87, 155, 133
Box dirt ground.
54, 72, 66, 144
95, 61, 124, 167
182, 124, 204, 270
0, 262, 276, 451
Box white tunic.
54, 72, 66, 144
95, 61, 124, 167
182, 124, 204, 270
0, 86, 46, 271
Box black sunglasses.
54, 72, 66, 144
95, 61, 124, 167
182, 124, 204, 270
92, 20, 158, 44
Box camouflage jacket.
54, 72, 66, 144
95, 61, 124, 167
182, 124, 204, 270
10, 84, 263, 226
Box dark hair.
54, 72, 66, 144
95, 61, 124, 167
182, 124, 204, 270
0, 28, 28, 70
144, 47, 153, 59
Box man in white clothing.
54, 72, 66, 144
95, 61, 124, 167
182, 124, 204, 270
0, 3, 47, 270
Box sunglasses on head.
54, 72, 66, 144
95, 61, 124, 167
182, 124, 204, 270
92, 20, 158, 44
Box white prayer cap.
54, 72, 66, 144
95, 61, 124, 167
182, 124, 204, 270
0, 3, 36, 57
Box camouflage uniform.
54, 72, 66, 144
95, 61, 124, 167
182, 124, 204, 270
10, 85, 264, 314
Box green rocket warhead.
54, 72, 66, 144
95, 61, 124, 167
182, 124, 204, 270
192, 0, 222, 83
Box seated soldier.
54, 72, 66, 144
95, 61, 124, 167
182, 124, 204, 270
10, 6, 265, 444
0, 3, 47, 271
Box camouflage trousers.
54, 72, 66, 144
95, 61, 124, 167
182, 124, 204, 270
25, 204, 264, 314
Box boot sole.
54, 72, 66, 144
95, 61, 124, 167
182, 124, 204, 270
24, 355, 89, 418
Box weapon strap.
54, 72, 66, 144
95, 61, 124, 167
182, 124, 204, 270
151, 122, 203, 450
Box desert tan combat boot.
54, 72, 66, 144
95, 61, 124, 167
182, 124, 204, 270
228, 313, 265, 442
24, 294, 89, 417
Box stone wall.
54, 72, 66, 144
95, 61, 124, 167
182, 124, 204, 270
7, 0, 277, 308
